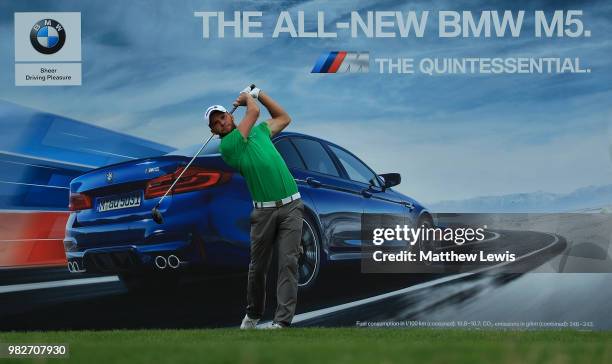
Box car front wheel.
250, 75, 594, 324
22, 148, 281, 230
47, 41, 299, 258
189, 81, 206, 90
297, 215, 321, 290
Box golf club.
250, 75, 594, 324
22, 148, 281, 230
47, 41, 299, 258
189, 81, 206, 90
151, 84, 255, 224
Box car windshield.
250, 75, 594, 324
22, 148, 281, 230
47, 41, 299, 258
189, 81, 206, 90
165, 138, 221, 156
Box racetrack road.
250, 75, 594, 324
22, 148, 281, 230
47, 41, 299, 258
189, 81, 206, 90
292, 271, 612, 330
0, 266, 444, 330
0, 227, 602, 331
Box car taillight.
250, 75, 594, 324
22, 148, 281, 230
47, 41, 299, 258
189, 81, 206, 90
69, 192, 92, 211
144, 166, 231, 199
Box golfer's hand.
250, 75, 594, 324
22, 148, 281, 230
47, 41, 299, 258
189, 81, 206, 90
233, 92, 250, 108
241, 85, 261, 99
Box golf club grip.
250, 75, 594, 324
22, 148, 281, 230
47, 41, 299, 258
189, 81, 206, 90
156, 133, 215, 206
228, 84, 256, 114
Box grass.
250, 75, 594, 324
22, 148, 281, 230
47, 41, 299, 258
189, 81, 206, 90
0, 328, 611, 364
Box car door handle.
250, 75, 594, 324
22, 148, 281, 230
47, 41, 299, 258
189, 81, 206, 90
402, 201, 414, 210
361, 189, 372, 198
306, 177, 322, 188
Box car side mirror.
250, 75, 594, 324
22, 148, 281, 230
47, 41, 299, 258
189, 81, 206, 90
378, 173, 401, 189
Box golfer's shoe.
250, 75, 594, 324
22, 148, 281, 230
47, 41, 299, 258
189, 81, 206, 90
240, 314, 260, 330
263, 322, 286, 329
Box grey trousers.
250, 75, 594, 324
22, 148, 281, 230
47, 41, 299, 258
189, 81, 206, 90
246, 198, 304, 326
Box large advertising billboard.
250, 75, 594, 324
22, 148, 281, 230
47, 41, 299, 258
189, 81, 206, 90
1, 1, 611, 363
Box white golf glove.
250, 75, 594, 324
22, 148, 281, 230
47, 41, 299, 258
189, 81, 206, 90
241, 85, 261, 99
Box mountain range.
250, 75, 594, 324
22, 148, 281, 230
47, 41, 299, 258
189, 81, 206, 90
429, 184, 612, 213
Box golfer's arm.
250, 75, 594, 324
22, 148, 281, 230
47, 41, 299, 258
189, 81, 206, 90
260, 91, 291, 137
237, 96, 260, 139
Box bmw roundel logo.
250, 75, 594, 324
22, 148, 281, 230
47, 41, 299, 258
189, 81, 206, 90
30, 19, 66, 55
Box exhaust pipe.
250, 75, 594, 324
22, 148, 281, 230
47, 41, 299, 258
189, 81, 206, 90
68, 261, 83, 273
154, 255, 167, 269
167, 255, 181, 269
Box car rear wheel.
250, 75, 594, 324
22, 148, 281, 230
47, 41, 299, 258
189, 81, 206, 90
297, 215, 321, 290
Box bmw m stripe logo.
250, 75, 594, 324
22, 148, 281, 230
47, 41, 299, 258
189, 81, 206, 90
311, 51, 369, 73
30, 19, 66, 55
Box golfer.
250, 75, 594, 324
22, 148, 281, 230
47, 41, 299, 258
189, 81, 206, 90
206, 86, 303, 329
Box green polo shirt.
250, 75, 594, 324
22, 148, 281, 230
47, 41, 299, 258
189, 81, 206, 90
219, 122, 298, 202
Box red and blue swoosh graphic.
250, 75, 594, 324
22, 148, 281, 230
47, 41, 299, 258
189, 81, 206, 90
0, 101, 173, 268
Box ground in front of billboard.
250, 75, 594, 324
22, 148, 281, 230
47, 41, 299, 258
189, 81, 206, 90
1, 328, 609, 363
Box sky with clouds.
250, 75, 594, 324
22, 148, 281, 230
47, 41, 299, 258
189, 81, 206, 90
1, 0, 611, 204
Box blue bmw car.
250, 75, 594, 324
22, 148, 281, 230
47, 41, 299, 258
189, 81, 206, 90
64, 132, 432, 290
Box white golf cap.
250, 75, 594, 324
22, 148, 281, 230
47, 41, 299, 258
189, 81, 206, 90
205, 104, 227, 123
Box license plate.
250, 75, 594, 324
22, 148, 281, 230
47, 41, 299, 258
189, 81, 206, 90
97, 192, 141, 212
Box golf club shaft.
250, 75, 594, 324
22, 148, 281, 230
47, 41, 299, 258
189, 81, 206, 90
155, 103, 242, 207
156, 133, 215, 206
